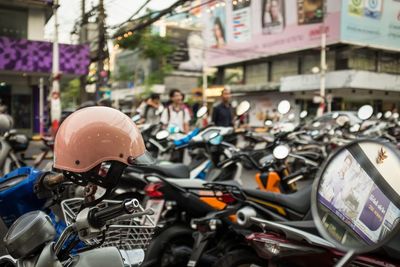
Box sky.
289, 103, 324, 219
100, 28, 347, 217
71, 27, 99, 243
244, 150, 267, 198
45, 0, 176, 44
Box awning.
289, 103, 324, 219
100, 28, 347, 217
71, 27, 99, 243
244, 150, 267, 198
280, 70, 400, 92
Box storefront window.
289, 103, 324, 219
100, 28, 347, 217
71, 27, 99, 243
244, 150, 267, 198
0, 7, 28, 39
348, 49, 376, 72
379, 52, 400, 74
271, 57, 298, 82
12, 95, 31, 129
224, 66, 244, 85
245, 63, 268, 84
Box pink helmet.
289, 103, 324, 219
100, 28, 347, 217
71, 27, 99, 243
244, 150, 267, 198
54, 107, 150, 183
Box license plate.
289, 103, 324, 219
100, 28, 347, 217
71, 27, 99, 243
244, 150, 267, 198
144, 199, 164, 225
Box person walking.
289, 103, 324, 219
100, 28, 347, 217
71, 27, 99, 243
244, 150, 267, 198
136, 93, 163, 124
160, 89, 191, 134
212, 88, 234, 127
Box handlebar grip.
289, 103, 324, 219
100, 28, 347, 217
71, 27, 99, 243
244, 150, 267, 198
43, 173, 64, 189
88, 199, 140, 228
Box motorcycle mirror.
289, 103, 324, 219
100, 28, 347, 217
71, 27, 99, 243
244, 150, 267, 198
332, 112, 339, 119
236, 101, 251, 116
196, 106, 208, 119
376, 112, 382, 119
336, 115, 350, 127
208, 132, 223, 145
288, 113, 295, 121
156, 130, 169, 141
312, 121, 321, 128
155, 105, 164, 116
384, 111, 392, 119
273, 145, 290, 160
264, 120, 273, 127
392, 113, 399, 120
300, 110, 308, 119
131, 114, 141, 123
231, 100, 238, 108
350, 124, 361, 133
311, 140, 400, 263
277, 100, 291, 115
311, 130, 320, 136
357, 105, 373, 121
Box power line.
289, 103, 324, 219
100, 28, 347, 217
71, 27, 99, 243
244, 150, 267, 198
109, 0, 153, 30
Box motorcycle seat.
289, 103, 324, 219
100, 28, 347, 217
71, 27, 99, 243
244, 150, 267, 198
243, 186, 311, 215
127, 162, 190, 178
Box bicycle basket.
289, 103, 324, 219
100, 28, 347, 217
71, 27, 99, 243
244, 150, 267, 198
61, 198, 155, 251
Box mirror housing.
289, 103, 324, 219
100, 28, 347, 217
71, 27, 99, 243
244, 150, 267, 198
277, 100, 291, 115
196, 106, 208, 119
311, 140, 400, 258
236, 101, 251, 117
156, 130, 169, 141
357, 105, 373, 121
273, 145, 290, 160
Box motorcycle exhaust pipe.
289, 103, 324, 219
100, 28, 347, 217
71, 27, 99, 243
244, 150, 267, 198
236, 206, 257, 227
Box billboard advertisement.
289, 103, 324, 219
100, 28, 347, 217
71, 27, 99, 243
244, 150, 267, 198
341, 0, 400, 51
202, 0, 341, 67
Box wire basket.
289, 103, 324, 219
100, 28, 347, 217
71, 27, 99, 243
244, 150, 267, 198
61, 198, 155, 251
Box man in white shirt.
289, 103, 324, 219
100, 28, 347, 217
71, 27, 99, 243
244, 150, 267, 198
161, 89, 191, 134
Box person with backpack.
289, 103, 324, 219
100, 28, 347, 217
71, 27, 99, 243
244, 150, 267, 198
136, 93, 163, 124
160, 89, 191, 134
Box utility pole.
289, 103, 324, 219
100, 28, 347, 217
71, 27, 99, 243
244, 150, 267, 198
50, 0, 61, 135
79, 0, 89, 102
96, 0, 107, 100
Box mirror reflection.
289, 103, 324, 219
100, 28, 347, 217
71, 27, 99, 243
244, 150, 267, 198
316, 141, 400, 250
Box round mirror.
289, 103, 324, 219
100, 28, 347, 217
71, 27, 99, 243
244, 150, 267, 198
312, 140, 400, 254
350, 124, 361, 133
208, 132, 223, 145
300, 110, 308, 119
376, 112, 382, 119
131, 114, 141, 123
273, 145, 290, 160
384, 111, 392, 119
264, 120, 273, 127
155, 105, 164, 116
312, 121, 321, 128
288, 113, 295, 121
392, 113, 399, 120
277, 100, 291, 115
236, 101, 251, 117
156, 130, 169, 140
332, 112, 339, 119
196, 106, 208, 119
231, 100, 238, 108
336, 115, 350, 127
357, 105, 373, 121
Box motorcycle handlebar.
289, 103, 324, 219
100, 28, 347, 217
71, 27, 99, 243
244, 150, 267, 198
43, 173, 65, 189
88, 199, 140, 228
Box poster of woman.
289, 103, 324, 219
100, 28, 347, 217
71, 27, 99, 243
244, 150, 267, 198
262, 0, 285, 34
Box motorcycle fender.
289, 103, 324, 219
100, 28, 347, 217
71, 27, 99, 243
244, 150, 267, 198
28, 243, 62, 267
71, 247, 124, 267
0, 139, 12, 169
142, 224, 193, 267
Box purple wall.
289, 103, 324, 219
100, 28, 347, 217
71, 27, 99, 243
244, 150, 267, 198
0, 37, 90, 75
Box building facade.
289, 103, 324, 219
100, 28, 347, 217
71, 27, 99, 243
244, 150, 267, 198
202, 0, 400, 126
0, 0, 89, 134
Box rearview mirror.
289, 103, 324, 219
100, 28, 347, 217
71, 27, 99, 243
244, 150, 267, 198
312, 140, 400, 264
273, 145, 290, 160
376, 112, 382, 119
131, 114, 141, 123
156, 130, 169, 141
357, 105, 373, 121
236, 101, 251, 117
196, 106, 208, 119
264, 120, 273, 127
208, 132, 223, 145
300, 110, 308, 119
392, 113, 399, 120
288, 113, 295, 121
277, 100, 291, 115
155, 105, 164, 116
384, 111, 392, 119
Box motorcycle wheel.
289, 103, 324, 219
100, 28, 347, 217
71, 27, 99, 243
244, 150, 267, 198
213, 249, 266, 267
